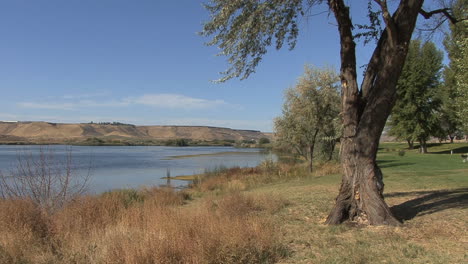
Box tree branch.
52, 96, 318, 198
374, 0, 398, 46
419, 8, 458, 24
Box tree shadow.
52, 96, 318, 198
388, 188, 468, 222
377, 159, 415, 168
430, 146, 468, 154
426, 142, 443, 148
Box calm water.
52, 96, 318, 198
0, 145, 275, 193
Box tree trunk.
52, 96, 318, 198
419, 139, 428, 153
308, 129, 320, 173
326, 0, 422, 225
450, 135, 454, 143
309, 144, 314, 172
326, 120, 401, 225
407, 139, 414, 149
328, 139, 336, 161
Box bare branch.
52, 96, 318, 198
0, 147, 91, 212
417, 17, 448, 32
419, 8, 458, 24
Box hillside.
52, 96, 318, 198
0, 121, 269, 144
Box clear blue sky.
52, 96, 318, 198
0, 0, 447, 132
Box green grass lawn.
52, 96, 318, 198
248, 142, 468, 264
378, 142, 468, 191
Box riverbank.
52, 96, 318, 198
0, 142, 467, 263
0, 137, 272, 148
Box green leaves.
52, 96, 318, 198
444, 0, 468, 133
274, 65, 340, 160
389, 40, 444, 143
201, 0, 323, 82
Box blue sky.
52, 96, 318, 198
0, 0, 448, 132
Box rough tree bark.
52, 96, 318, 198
325, 0, 424, 225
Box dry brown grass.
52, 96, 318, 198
312, 161, 341, 177
0, 199, 53, 264
190, 160, 336, 194
0, 187, 287, 264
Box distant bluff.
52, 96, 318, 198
0, 121, 270, 143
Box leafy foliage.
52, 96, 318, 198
165, 138, 189, 146
201, 0, 326, 82
444, 0, 468, 133
354, 1, 383, 44
274, 65, 340, 170
438, 68, 462, 141
259, 137, 271, 144
389, 40, 444, 151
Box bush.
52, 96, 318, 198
0, 147, 91, 212
164, 138, 189, 146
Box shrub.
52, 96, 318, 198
259, 137, 271, 144
0, 147, 91, 212
164, 138, 189, 146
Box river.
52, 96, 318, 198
0, 145, 275, 193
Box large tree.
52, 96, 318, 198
439, 68, 462, 143
202, 0, 461, 225
389, 40, 444, 153
444, 0, 468, 136
274, 65, 340, 172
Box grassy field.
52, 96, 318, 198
0, 142, 466, 263
252, 142, 468, 263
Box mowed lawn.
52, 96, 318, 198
249, 142, 468, 264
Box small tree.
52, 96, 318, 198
389, 40, 443, 153
259, 137, 271, 144
274, 65, 340, 172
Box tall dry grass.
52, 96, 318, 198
0, 198, 52, 264
191, 160, 341, 193
0, 187, 287, 264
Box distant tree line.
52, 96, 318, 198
88, 121, 135, 127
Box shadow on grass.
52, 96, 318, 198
429, 146, 468, 154
377, 160, 415, 168
388, 188, 468, 222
